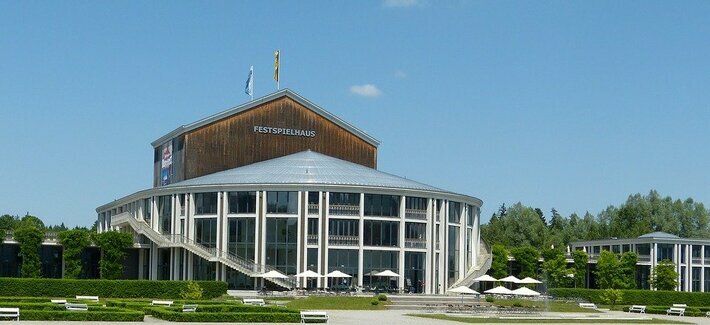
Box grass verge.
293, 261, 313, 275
492, 299, 599, 313
409, 314, 691, 324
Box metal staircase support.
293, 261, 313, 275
110, 213, 296, 288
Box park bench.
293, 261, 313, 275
0, 308, 20, 321
75, 295, 99, 302
182, 304, 198, 312
667, 307, 685, 316
243, 298, 266, 306
578, 303, 597, 309
151, 300, 174, 307
673, 304, 688, 308
65, 303, 89, 311
628, 305, 646, 313
50, 299, 67, 304
300, 311, 328, 323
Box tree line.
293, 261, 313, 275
482, 190, 709, 250
0, 214, 132, 280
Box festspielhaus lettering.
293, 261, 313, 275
253, 125, 316, 138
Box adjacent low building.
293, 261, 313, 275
96, 89, 490, 293
570, 231, 710, 292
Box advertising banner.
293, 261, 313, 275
160, 142, 173, 186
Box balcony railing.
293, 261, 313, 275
329, 205, 359, 216
405, 238, 427, 249
405, 209, 427, 220
692, 257, 702, 265
637, 255, 651, 262
308, 204, 319, 215
328, 235, 359, 246
307, 234, 318, 245
4, 230, 59, 242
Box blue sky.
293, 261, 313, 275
1, 1, 709, 227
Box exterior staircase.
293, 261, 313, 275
111, 212, 296, 289
449, 240, 492, 289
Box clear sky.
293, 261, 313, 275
1, 1, 709, 228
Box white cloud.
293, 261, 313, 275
383, 0, 425, 8
350, 84, 383, 97
394, 70, 407, 79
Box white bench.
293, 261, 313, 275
667, 307, 685, 316
628, 305, 646, 313
578, 303, 597, 309
65, 303, 89, 311
673, 304, 688, 308
75, 295, 99, 302
0, 308, 19, 321
151, 300, 174, 307
182, 304, 198, 312
243, 298, 266, 306
300, 311, 328, 323
50, 299, 67, 304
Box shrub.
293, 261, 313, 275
370, 299, 379, 305
92, 231, 133, 279
377, 294, 387, 301
20, 310, 144, 321
147, 307, 300, 322
485, 296, 495, 303
0, 278, 227, 299
600, 288, 623, 308
58, 229, 91, 279
180, 281, 204, 300
550, 288, 710, 307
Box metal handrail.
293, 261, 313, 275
112, 212, 295, 288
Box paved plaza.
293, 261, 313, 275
2, 309, 709, 325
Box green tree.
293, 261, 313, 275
58, 229, 91, 279
601, 288, 623, 308
14, 225, 44, 278
19, 214, 45, 230
595, 251, 622, 289
482, 203, 549, 248
93, 231, 133, 279
510, 246, 539, 279
0, 214, 19, 231
490, 244, 509, 279
619, 251, 638, 289
650, 259, 678, 291
571, 250, 588, 288
541, 248, 571, 288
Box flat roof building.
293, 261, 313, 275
97, 89, 489, 293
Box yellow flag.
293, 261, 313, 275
274, 50, 280, 82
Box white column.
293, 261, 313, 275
424, 198, 432, 294
398, 195, 406, 290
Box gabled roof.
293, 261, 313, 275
638, 231, 680, 239
151, 89, 380, 147
164, 150, 446, 193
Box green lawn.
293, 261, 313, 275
410, 314, 691, 324
286, 296, 387, 310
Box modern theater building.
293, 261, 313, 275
96, 89, 489, 293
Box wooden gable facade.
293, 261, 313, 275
153, 93, 378, 186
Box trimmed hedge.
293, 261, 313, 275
0, 278, 227, 299
550, 288, 710, 306
20, 310, 144, 321
147, 307, 300, 323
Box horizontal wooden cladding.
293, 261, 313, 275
183, 96, 377, 180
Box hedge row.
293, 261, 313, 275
20, 310, 144, 321
550, 288, 710, 306
147, 307, 300, 323
0, 278, 227, 299
622, 306, 706, 317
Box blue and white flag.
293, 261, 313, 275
245, 66, 254, 98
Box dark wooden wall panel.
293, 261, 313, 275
183, 96, 377, 180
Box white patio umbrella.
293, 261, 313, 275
449, 286, 480, 303
499, 275, 521, 283
295, 270, 322, 278
257, 270, 289, 279
325, 270, 352, 278
518, 277, 542, 284
511, 287, 540, 296
472, 275, 498, 282
484, 286, 513, 295
374, 270, 400, 277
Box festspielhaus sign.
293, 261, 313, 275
253, 125, 316, 138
